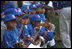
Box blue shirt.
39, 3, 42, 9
16, 23, 22, 31
26, 24, 34, 37
20, 24, 34, 46
3, 27, 19, 48
35, 26, 54, 42
45, 31, 54, 43
38, 26, 46, 36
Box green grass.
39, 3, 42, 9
49, 16, 60, 40
48, 16, 64, 48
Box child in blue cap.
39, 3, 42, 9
29, 4, 37, 14
2, 14, 27, 48
21, 6, 32, 14
21, 4, 38, 15
34, 3, 46, 24
30, 14, 56, 48
2, 14, 18, 48
19, 14, 35, 46
4, 8, 24, 31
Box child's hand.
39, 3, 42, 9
19, 39, 24, 44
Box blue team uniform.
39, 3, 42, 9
3, 27, 19, 48
20, 15, 34, 46
30, 14, 54, 42
2, 14, 19, 48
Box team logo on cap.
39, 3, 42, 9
12, 15, 16, 18
27, 6, 29, 9
15, 9, 18, 12
37, 15, 41, 18
36, 3, 40, 5
33, 5, 36, 7
17, 8, 22, 12
15, 8, 21, 12
38, 2, 40, 4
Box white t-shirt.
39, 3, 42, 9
28, 43, 41, 48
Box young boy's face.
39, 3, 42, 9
42, 8, 45, 13
21, 18, 26, 25
36, 7, 45, 14
30, 10, 36, 14
25, 18, 29, 24
32, 21, 41, 27
35, 21, 40, 25
21, 18, 29, 25
5, 20, 17, 28
15, 15, 22, 23
24, 12, 28, 14
36, 8, 42, 13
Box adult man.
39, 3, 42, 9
52, 1, 71, 48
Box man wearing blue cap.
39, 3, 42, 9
2, 14, 27, 48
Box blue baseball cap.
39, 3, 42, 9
39, 14, 46, 20
25, 9, 32, 12
35, 2, 42, 7
46, 31, 54, 41
12, 8, 24, 15
21, 6, 33, 12
4, 14, 16, 22
4, 8, 13, 15
21, 6, 28, 9
29, 4, 37, 9
29, 14, 43, 21
4, 8, 24, 15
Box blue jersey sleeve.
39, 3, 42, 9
3, 32, 13, 48
38, 27, 46, 36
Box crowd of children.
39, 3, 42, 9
1, 1, 56, 48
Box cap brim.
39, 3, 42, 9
26, 10, 32, 12
14, 12, 23, 15
5, 18, 16, 22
